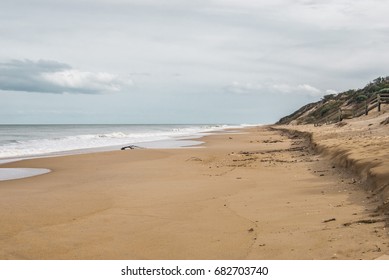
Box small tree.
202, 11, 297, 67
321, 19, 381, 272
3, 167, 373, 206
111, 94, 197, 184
322, 94, 335, 101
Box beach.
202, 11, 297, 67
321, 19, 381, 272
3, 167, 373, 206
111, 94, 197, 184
0, 120, 388, 260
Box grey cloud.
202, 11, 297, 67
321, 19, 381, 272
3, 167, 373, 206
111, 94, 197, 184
1, 1, 388, 123
0, 59, 132, 94
0, 60, 70, 93
225, 81, 263, 95
226, 81, 323, 97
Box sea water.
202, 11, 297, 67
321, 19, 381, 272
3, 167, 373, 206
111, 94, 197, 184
0, 124, 242, 161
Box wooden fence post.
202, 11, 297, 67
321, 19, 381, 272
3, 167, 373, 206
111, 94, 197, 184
377, 94, 381, 112
365, 100, 368, 115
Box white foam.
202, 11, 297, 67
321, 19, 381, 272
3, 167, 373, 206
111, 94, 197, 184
0, 168, 51, 181
0, 124, 264, 162
0, 124, 243, 160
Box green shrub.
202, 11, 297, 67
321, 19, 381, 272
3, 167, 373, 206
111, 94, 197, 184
355, 94, 367, 103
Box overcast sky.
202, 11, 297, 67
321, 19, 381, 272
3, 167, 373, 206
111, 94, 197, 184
1, 0, 389, 124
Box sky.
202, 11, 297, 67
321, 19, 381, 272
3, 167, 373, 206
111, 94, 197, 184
1, 0, 389, 124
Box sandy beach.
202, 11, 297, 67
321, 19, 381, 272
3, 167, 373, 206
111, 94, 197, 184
0, 117, 388, 259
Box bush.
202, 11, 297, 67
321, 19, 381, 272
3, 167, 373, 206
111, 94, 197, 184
322, 94, 335, 101
319, 103, 335, 117
355, 94, 368, 103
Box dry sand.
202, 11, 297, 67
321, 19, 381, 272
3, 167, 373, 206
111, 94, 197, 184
0, 115, 388, 259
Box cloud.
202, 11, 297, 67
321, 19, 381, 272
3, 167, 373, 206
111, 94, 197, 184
271, 83, 322, 96
225, 81, 263, 94
325, 89, 338, 95
271, 84, 294, 94
297, 84, 321, 96
1, 1, 388, 124
226, 81, 324, 97
0, 59, 132, 94
41, 70, 128, 93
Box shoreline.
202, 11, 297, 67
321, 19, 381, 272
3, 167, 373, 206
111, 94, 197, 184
0, 124, 388, 259
0, 168, 51, 181
0, 125, 249, 180
0, 138, 204, 180
0, 124, 250, 161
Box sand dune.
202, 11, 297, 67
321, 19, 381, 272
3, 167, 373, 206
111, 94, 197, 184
280, 110, 389, 214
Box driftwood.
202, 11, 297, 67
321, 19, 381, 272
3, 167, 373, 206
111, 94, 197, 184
120, 145, 143, 150
343, 219, 385, 227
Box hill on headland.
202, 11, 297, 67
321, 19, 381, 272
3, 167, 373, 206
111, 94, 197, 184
277, 76, 389, 125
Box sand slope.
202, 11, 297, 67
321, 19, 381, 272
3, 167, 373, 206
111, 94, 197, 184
280, 111, 389, 214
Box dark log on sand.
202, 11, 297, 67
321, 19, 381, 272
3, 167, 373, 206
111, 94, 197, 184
120, 145, 143, 150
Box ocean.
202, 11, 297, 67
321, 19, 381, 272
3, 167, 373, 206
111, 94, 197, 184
0, 124, 244, 161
